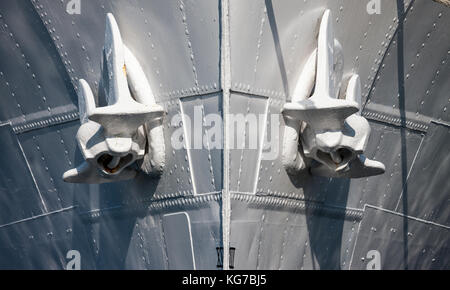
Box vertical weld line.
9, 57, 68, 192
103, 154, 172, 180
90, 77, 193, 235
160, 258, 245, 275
236, 98, 251, 192
201, 103, 216, 191
221, 0, 231, 271
159, 215, 170, 269
394, 135, 424, 211
348, 216, 364, 269
255, 212, 265, 270
179, 99, 198, 195
17, 137, 48, 213
252, 100, 270, 194
278, 217, 289, 270
252, 3, 266, 86
179, 0, 199, 87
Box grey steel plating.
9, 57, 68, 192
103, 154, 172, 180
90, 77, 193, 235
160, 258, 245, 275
0, 0, 448, 270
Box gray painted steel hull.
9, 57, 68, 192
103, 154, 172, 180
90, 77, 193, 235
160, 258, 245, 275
0, 0, 448, 269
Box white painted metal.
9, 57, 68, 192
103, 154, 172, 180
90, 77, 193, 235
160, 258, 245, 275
63, 14, 165, 184
282, 10, 385, 178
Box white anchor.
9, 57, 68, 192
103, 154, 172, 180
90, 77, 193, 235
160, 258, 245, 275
282, 9, 385, 178
63, 14, 165, 184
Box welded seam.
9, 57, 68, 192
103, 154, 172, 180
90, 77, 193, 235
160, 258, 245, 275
16, 136, 49, 213
348, 219, 363, 269
200, 103, 216, 191
394, 135, 424, 211
366, 204, 450, 229
12, 111, 80, 134
179, 0, 199, 87
236, 98, 251, 192
221, 0, 232, 271
179, 99, 198, 195
252, 100, 270, 193
0, 206, 75, 229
